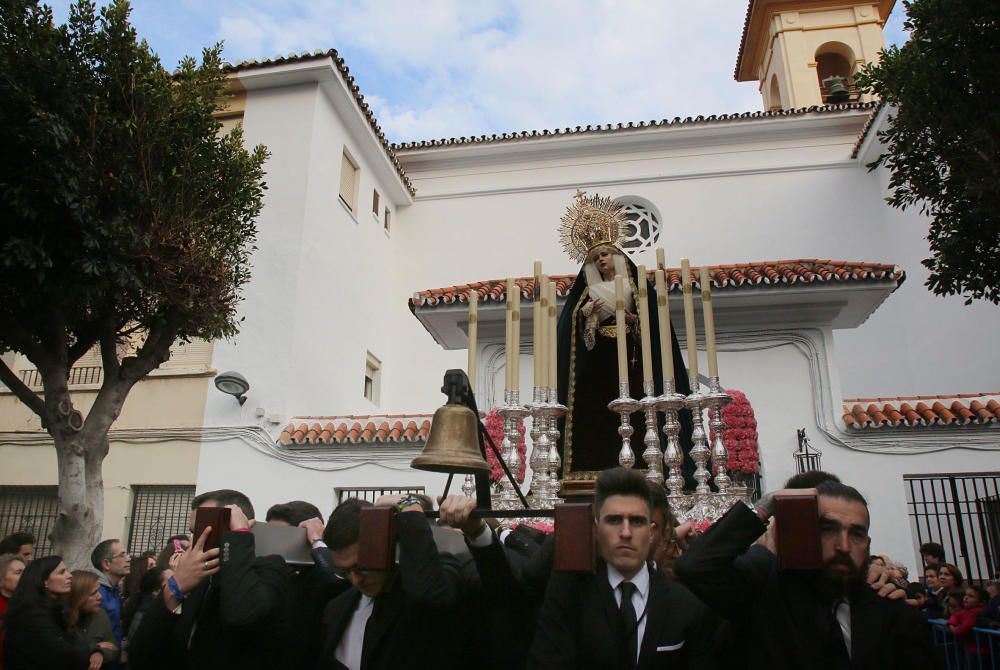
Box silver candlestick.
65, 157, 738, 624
685, 387, 711, 495
461, 474, 476, 498
639, 380, 663, 486
545, 386, 567, 502
658, 379, 688, 502
496, 389, 529, 510
703, 376, 734, 494
608, 382, 640, 468
526, 385, 551, 506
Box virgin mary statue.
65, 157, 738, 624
555, 192, 693, 485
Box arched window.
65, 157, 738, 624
768, 75, 782, 111
815, 42, 857, 103
614, 198, 662, 258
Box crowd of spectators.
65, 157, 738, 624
0, 469, 998, 669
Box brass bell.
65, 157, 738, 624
411, 370, 491, 474
823, 76, 850, 103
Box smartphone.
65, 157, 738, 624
193, 506, 231, 553
774, 491, 823, 570
172, 539, 184, 553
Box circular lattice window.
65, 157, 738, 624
616, 200, 662, 257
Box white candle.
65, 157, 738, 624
537, 273, 548, 388
511, 281, 521, 390
548, 281, 558, 394
656, 246, 666, 271
654, 269, 674, 386
505, 277, 514, 391
467, 289, 478, 389
681, 258, 699, 384
636, 265, 653, 384
615, 275, 628, 386
533, 267, 543, 387
700, 267, 718, 378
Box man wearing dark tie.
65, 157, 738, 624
527, 468, 717, 670
675, 480, 936, 670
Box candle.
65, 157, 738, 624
681, 258, 699, 384
654, 268, 675, 388
511, 281, 521, 390
533, 267, 543, 387
636, 265, 653, 383
505, 277, 514, 390
467, 289, 478, 389
700, 267, 718, 378
548, 281, 558, 393
656, 247, 666, 271
615, 275, 628, 386
537, 273, 549, 388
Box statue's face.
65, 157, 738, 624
590, 248, 616, 280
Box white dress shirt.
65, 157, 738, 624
335, 594, 374, 670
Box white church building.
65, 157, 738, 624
2, 0, 998, 579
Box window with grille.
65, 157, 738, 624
335, 486, 425, 504
614, 199, 662, 257
339, 149, 359, 213
127, 485, 195, 555
0, 486, 59, 557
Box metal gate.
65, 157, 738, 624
127, 485, 195, 554
0, 486, 59, 557
905, 473, 1000, 582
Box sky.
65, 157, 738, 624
44, 0, 909, 144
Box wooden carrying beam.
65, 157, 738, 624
355, 504, 596, 573
774, 491, 824, 570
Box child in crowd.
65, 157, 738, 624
947, 585, 989, 660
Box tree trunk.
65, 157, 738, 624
50, 432, 103, 569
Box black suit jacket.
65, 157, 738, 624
318, 511, 471, 670
129, 530, 288, 670
675, 503, 937, 670
527, 560, 718, 670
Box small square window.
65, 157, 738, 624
372, 189, 380, 216
364, 351, 381, 404
384, 208, 391, 233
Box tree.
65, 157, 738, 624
855, 0, 1000, 304
0, 0, 268, 567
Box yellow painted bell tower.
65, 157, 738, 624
735, 0, 896, 110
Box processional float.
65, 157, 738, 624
408, 190, 748, 526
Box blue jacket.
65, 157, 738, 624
97, 574, 124, 648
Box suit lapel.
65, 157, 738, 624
595, 561, 629, 667
637, 567, 670, 669
323, 589, 362, 660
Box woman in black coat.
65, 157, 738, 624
2, 555, 102, 669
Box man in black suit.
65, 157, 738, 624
675, 480, 936, 670
527, 468, 718, 670
318, 495, 471, 670
129, 489, 288, 670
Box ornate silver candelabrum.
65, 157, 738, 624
543, 386, 567, 504
496, 388, 529, 510
639, 380, 664, 486
608, 382, 640, 468
684, 386, 711, 496
526, 385, 551, 507
658, 380, 689, 508
703, 376, 734, 494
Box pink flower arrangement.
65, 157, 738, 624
484, 406, 527, 484
708, 389, 760, 476
689, 519, 714, 534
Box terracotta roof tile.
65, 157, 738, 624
278, 414, 433, 446
842, 393, 1000, 429
392, 103, 877, 151
410, 260, 904, 309
224, 51, 414, 196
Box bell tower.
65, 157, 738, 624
735, 0, 896, 110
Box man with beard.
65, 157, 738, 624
675, 480, 935, 670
